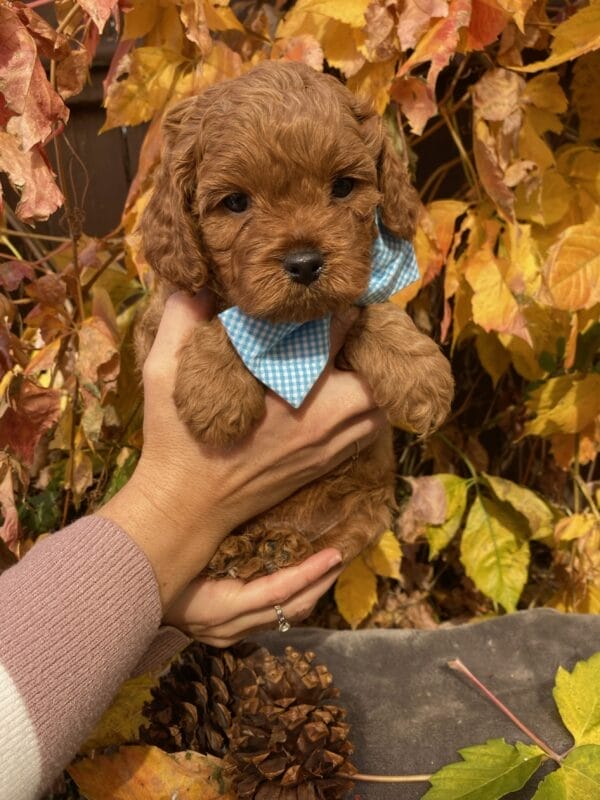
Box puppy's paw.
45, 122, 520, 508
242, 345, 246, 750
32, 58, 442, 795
340, 304, 454, 435
174, 321, 266, 447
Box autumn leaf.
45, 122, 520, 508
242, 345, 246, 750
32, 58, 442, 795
460, 495, 530, 611
482, 474, 554, 541
537, 212, 600, 312
398, 475, 449, 543
0, 381, 62, 468
397, 0, 471, 93
334, 555, 378, 628
553, 651, 600, 747
524, 373, 600, 437
0, 134, 63, 222
293, 0, 370, 28
532, 745, 600, 799
0, 459, 20, 551
82, 673, 161, 753
391, 76, 437, 135
396, 0, 449, 51
425, 474, 469, 559
69, 745, 235, 799
347, 58, 397, 115
514, 2, 600, 73
554, 513, 597, 545
76, 0, 119, 34
364, 529, 402, 579
0, 4, 68, 151
422, 739, 544, 800
466, 0, 510, 51
102, 47, 186, 131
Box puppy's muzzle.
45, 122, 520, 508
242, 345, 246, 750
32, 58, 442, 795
283, 249, 323, 286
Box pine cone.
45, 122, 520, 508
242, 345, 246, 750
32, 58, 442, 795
225, 646, 356, 799
140, 641, 257, 757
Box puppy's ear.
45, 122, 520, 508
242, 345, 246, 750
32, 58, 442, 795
141, 96, 209, 291
378, 131, 419, 241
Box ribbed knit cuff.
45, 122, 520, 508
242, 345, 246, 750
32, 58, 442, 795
0, 515, 162, 795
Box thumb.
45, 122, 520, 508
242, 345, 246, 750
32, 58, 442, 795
147, 289, 215, 368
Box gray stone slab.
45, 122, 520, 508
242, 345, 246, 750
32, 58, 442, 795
257, 608, 600, 800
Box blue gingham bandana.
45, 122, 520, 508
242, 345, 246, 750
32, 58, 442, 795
218, 215, 419, 408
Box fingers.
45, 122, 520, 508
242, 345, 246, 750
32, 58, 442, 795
196, 563, 344, 645
164, 549, 345, 644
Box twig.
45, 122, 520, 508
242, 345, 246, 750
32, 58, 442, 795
440, 109, 482, 203
573, 472, 600, 522
81, 251, 124, 295
0, 228, 70, 243
339, 773, 431, 783
448, 659, 563, 763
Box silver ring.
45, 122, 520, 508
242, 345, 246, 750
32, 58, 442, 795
274, 604, 291, 633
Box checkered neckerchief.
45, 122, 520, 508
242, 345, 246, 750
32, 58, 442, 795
219, 215, 419, 408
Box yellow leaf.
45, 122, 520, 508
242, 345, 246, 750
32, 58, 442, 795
346, 57, 396, 115
538, 212, 600, 312
464, 243, 532, 344
572, 51, 600, 142
334, 555, 378, 628
554, 512, 598, 543
320, 18, 366, 77
364, 529, 402, 579
475, 330, 511, 386
123, 0, 159, 40
522, 72, 567, 114
551, 420, 599, 469
69, 746, 235, 800
294, 0, 370, 28
204, 0, 244, 31
524, 373, 600, 437
103, 47, 185, 131
460, 495, 530, 612
483, 473, 554, 541
425, 474, 468, 560
494, 0, 534, 32
514, 169, 573, 227
82, 673, 159, 753
514, 3, 600, 72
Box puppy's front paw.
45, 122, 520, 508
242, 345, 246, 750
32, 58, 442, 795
174, 321, 266, 447
341, 304, 454, 435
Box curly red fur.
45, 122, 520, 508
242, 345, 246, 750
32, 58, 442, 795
137, 61, 454, 580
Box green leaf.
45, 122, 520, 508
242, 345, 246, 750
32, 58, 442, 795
553, 653, 600, 747
460, 495, 530, 612
532, 745, 600, 799
425, 474, 469, 559
422, 739, 544, 800
482, 474, 554, 541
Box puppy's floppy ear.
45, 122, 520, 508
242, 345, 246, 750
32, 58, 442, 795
141, 96, 209, 291
378, 131, 420, 241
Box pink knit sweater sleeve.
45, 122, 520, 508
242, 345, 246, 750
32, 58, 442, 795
0, 515, 189, 800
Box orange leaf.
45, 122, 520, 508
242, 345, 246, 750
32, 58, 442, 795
465, 0, 509, 50
69, 745, 235, 800
391, 76, 437, 135
397, 0, 471, 92
396, 0, 449, 51
275, 34, 324, 71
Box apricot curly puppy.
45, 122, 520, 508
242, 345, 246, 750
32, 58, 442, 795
137, 61, 454, 580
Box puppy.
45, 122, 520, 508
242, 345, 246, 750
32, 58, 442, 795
137, 61, 454, 580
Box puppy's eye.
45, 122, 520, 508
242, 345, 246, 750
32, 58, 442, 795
222, 193, 249, 213
332, 177, 354, 198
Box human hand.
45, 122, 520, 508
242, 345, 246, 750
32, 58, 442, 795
164, 548, 343, 646
100, 290, 384, 607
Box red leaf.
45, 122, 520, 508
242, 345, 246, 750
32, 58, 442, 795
0, 261, 35, 291
0, 133, 63, 222
0, 4, 68, 151
0, 381, 62, 468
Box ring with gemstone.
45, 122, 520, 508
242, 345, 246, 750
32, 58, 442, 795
274, 604, 291, 632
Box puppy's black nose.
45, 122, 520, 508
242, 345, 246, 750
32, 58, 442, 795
283, 249, 323, 286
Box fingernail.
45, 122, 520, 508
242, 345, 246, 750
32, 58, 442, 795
326, 550, 343, 569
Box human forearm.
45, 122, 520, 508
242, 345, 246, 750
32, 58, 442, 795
0, 516, 162, 799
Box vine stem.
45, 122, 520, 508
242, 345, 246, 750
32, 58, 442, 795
448, 659, 563, 764
339, 773, 431, 783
